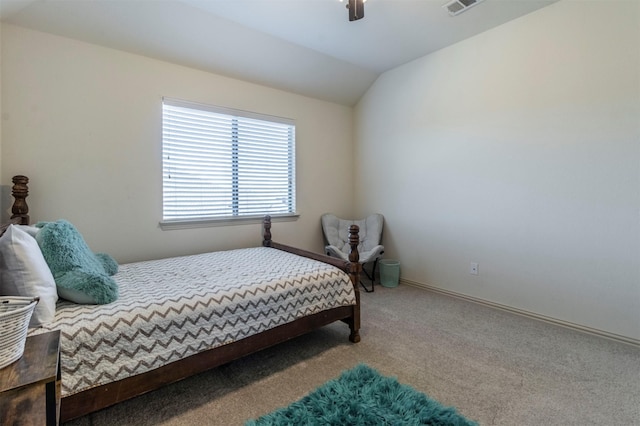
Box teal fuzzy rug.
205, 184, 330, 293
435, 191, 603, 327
246, 364, 477, 426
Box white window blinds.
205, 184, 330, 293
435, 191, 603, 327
162, 98, 296, 222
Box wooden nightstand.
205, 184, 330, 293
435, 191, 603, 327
0, 330, 61, 425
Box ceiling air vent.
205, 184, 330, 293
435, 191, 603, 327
443, 0, 486, 16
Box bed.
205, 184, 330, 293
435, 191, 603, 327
0, 175, 362, 422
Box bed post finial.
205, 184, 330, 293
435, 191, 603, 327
262, 215, 272, 247
11, 175, 30, 225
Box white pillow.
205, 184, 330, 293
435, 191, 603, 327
0, 225, 58, 327
18, 225, 40, 238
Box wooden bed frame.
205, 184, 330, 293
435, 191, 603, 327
2, 175, 361, 422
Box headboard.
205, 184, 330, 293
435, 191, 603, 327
1, 175, 30, 235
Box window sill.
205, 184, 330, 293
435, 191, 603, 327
159, 213, 300, 231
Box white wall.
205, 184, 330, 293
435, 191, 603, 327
0, 25, 354, 263
355, 0, 640, 340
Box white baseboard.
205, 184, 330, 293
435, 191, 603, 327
400, 278, 640, 348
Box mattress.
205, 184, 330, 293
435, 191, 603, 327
28, 247, 356, 396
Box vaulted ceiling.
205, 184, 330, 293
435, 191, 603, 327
0, 0, 557, 105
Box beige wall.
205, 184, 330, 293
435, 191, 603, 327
0, 25, 354, 263
355, 0, 640, 340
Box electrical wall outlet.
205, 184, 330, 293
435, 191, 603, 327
470, 262, 479, 275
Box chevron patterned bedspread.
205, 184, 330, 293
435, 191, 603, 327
28, 247, 356, 397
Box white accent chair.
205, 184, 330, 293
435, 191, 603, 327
321, 213, 384, 292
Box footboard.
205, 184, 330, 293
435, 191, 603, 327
262, 215, 361, 343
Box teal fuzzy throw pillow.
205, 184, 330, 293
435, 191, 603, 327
36, 220, 118, 304
95, 252, 119, 276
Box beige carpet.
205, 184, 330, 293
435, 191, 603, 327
65, 284, 640, 425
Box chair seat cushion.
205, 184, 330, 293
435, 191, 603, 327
322, 213, 384, 264
325, 244, 384, 264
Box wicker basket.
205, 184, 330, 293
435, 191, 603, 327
0, 296, 39, 369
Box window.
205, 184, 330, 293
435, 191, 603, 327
161, 98, 296, 226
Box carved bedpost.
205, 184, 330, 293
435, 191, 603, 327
10, 175, 30, 225
347, 224, 361, 343
348, 224, 360, 264
262, 215, 272, 247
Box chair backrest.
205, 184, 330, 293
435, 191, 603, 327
321, 213, 384, 253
